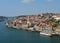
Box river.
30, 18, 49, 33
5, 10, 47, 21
0, 20, 60, 43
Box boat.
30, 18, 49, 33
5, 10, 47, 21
40, 32, 52, 36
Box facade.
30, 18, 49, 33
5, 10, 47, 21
52, 14, 60, 20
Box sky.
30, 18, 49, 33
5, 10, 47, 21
0, 0, 60, 16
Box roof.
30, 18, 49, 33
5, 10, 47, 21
55, 27, 60, 31
52, 14, 60, 18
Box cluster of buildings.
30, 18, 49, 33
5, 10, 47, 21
6, 13, 60, 36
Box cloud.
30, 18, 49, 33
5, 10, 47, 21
47, 0, 53, 2
21, 0, 35, 3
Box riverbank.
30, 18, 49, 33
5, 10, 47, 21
0, 16, 8, 22
1, 21, 60, 43
5, 13, 60, 36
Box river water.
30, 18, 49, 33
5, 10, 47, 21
0, 20, 60, 43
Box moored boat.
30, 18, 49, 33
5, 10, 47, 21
40, 32, 52, 36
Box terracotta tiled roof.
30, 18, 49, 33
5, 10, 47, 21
53, 14, 60, 17
56, 28, 60, 31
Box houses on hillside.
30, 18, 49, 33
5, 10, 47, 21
6, 13, 60, 36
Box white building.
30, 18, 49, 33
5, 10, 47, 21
52, 15, 60, 20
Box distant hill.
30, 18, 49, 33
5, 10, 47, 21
0, 16, 8, 22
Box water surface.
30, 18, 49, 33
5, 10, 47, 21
0, 20, 60, 43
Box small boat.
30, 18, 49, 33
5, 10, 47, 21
40, 32, 52, 36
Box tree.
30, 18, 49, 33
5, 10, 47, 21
49, 18, 58, 31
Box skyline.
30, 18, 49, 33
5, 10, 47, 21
0, 0, 60, 16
